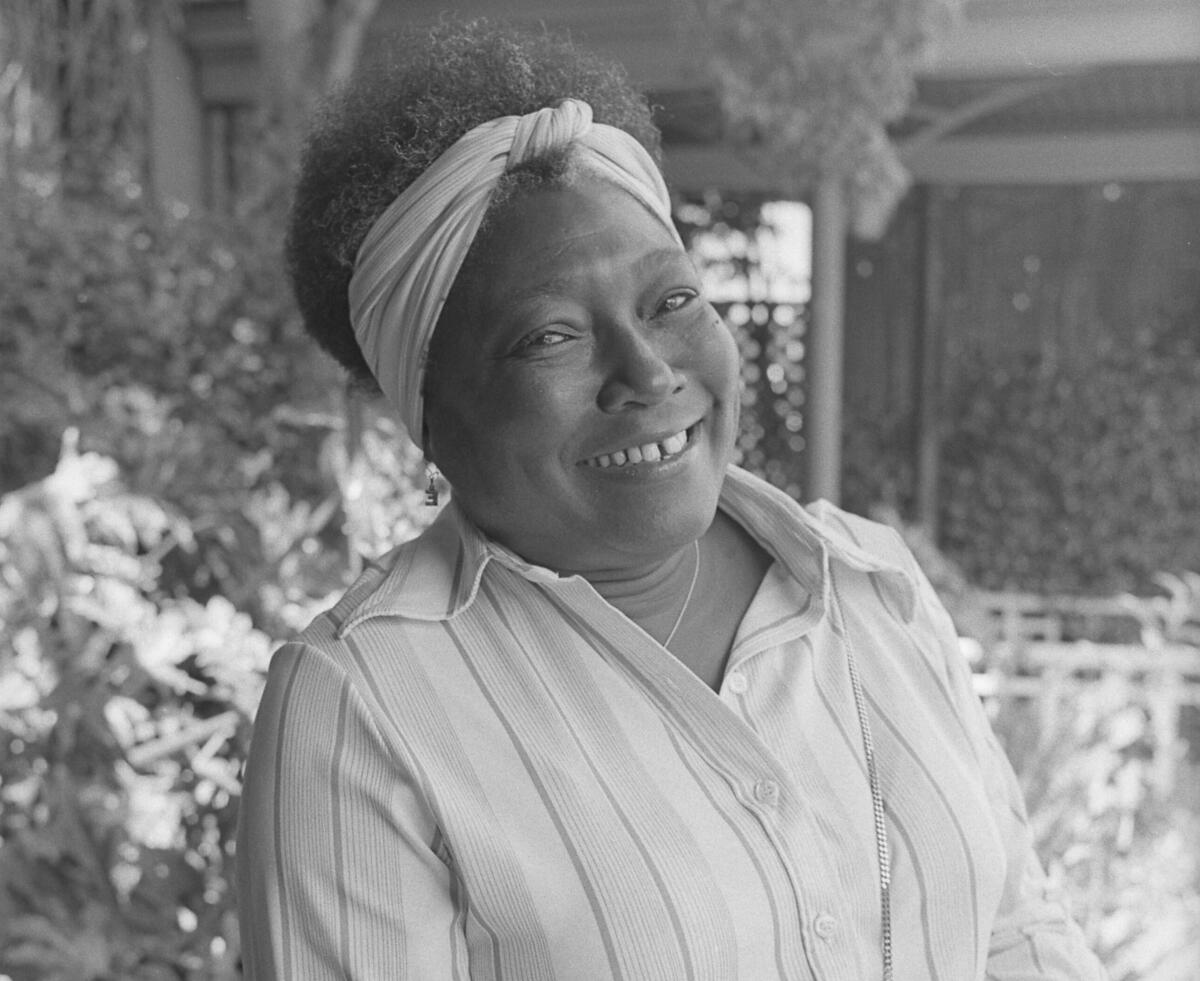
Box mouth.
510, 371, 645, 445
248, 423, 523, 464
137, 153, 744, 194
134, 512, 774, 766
581, 424, 698, 469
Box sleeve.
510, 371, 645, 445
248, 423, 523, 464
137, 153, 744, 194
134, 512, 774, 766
236, 641, 467, 980
902, 544, 1110, 981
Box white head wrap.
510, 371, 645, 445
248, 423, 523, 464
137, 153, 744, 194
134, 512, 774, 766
347, 98, 682, 442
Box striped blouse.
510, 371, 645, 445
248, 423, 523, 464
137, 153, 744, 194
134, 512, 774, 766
236, 465, 1107, 980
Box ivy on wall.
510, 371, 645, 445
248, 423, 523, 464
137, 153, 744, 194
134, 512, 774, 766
938, 324, 1200, 595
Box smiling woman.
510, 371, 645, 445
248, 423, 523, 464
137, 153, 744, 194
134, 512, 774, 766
235, 19, 1108, 981
425, 182, 741, 577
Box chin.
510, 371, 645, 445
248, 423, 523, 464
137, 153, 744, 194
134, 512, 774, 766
604, 489, 719, 555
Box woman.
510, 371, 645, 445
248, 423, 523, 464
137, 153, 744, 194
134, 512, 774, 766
237, 21, 1107, 981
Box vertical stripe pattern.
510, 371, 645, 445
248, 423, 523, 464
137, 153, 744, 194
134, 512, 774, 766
236, 465, 1108, 981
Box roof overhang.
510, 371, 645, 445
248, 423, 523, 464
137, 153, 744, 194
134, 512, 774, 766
922, 0, 1200, 77
180, 0, 1200, 187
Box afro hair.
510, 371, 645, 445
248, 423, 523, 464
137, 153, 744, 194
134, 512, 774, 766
285, 19, 662, 390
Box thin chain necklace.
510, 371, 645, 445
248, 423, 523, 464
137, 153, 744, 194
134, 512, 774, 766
832, 577, 894, 981
663, 539, 701, 648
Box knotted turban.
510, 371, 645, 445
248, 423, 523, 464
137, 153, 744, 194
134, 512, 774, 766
347, 98, 681, 442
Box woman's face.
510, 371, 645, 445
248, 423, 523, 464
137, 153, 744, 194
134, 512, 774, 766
423, 179, 741, 575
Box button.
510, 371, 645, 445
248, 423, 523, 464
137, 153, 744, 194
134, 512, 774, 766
813, 913, 837, 939
726, 672, 748, 694
752, 779, 780, 805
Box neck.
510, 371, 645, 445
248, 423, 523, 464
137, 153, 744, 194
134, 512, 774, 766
586, 539, 701, 643
583, 541, 693, 591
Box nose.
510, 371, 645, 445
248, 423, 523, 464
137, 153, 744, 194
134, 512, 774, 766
596, 324, 683, 413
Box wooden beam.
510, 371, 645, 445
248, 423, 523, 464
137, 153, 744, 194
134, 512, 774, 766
925, 0, 1200, 76
899, 75, 1080, 159
906, 129, 1200, 184
913, 186, 944, 535
147, 6, 206, 208
807, 177, 848, 504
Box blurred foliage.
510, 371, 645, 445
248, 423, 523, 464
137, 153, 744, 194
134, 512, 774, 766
0, 437, 264, 980
990, 683, 1200, 981
841, 304, 1200, 599
841, 401, 914, 523
938, 324, 1200, 595
1, 183, 347, 618
0, 178, 430, 979
0, 0, 154, 193
691, 0, 962, 237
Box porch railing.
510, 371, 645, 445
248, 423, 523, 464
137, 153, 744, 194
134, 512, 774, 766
965, 589, 1200, 792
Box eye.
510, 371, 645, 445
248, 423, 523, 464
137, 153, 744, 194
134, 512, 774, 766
511, 327, 574, 354
657, 289, 698, 316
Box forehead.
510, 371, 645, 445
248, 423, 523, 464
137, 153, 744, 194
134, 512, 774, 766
463, 180, 685, 313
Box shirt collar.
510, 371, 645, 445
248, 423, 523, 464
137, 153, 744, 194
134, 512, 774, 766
336, 465, 915, 638
719, 467, 916, 622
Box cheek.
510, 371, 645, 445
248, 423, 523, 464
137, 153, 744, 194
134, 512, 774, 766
422, 367, 498, 470
693, 320, 743, 456
429, 371, 581, 475
698, 318, 742, 400
487, 369, 567, 419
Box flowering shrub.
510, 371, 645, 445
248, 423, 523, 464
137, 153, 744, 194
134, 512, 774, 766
0, 183, 431, 979
0, 438, 264, 979
989, 683, 1200, 981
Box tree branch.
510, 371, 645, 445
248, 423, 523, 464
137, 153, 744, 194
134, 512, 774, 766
323, 0, 381, 91
898, 71, 1085, 160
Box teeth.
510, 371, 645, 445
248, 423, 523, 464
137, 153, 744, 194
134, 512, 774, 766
662, 432, 686, 454
586, 428, 690, 468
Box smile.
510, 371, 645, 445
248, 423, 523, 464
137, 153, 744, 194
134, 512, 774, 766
582, 425, 696, 469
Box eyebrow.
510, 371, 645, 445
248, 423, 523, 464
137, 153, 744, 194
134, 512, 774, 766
503, 247, 693, 306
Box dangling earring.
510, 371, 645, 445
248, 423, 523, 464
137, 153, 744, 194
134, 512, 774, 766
424, 463, 440, 507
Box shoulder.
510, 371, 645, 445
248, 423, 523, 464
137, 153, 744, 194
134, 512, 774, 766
251, 541, 448, 750
293, 541, 411, 648
249, 523, 458, 713
804, 498, 914, 573
807, 499, 923, 628
295, 503, 483, 651
721, 464, 908, 565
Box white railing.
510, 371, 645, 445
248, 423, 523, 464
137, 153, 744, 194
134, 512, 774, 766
965, 590, 1200, 792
